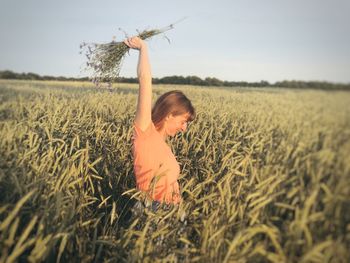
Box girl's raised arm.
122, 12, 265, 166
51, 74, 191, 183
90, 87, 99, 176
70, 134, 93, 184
124, 37, 152, 131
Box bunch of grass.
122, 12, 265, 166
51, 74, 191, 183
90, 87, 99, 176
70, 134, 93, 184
81, 23, 176, 86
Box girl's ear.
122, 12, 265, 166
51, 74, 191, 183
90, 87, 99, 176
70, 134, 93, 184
166, 114, 173, 120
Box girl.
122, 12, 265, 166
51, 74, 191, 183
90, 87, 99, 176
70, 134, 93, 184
123, 36, 195, 212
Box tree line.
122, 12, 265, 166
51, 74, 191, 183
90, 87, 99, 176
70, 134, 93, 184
1, 70, 349, 91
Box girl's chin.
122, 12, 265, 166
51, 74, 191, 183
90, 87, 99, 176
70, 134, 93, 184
166, 132, 176, 137
167, 130, 180, 137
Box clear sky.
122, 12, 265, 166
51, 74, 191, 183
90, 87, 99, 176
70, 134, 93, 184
1, 0, 349, 83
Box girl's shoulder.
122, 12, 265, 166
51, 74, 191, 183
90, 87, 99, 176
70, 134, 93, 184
133, 121, 155, 138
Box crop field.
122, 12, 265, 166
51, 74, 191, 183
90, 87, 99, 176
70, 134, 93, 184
0, 79, 349, 262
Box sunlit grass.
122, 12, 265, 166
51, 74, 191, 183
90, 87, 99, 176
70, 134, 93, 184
0, 79, 349, 262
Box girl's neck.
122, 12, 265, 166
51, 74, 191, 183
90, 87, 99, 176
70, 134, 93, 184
158, 128, 168, 141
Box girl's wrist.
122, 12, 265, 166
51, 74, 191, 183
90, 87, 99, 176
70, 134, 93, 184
139, 42, 147, 51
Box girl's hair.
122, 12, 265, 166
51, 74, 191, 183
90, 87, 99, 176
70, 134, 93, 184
152, 90, 195, 130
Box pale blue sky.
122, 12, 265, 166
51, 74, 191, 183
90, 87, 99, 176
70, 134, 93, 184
0, 0, 349, 83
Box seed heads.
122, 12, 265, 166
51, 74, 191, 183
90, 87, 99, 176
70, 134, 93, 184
80, 24, 175, 87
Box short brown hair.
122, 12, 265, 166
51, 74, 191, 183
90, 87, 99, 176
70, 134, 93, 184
152, 90, 195, 130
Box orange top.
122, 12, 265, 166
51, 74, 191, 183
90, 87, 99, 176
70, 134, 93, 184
132, 122, 181, 204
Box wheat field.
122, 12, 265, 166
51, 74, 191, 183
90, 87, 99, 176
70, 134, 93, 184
0, 79, 349, 262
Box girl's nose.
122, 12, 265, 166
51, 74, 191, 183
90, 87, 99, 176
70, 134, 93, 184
181, 123, 187, 131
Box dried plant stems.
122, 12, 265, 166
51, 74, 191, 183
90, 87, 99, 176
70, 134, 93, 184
81, 24, 175, 86
1, 80, 349, 262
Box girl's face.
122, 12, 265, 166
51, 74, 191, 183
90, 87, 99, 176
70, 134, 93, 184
165, 113, 190, 137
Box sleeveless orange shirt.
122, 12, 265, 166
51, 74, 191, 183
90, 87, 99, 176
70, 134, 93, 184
132, 122, 181, 204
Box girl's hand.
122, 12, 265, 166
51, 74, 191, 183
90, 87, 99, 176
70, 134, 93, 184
123, 36, 146, 50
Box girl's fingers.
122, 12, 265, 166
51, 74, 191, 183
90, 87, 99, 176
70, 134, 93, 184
126, 38, 134, 45
124, 37, 141, 49
123, 39, 131, 47
124, 39, 134, 48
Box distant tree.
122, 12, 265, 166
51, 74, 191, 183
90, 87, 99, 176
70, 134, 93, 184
187, 75, 205, 86
259, 80, 270, 87
159, 75, 186, 85
0, 70, 17, 79
26, 72, 41, 80
205, 77, 223, 86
